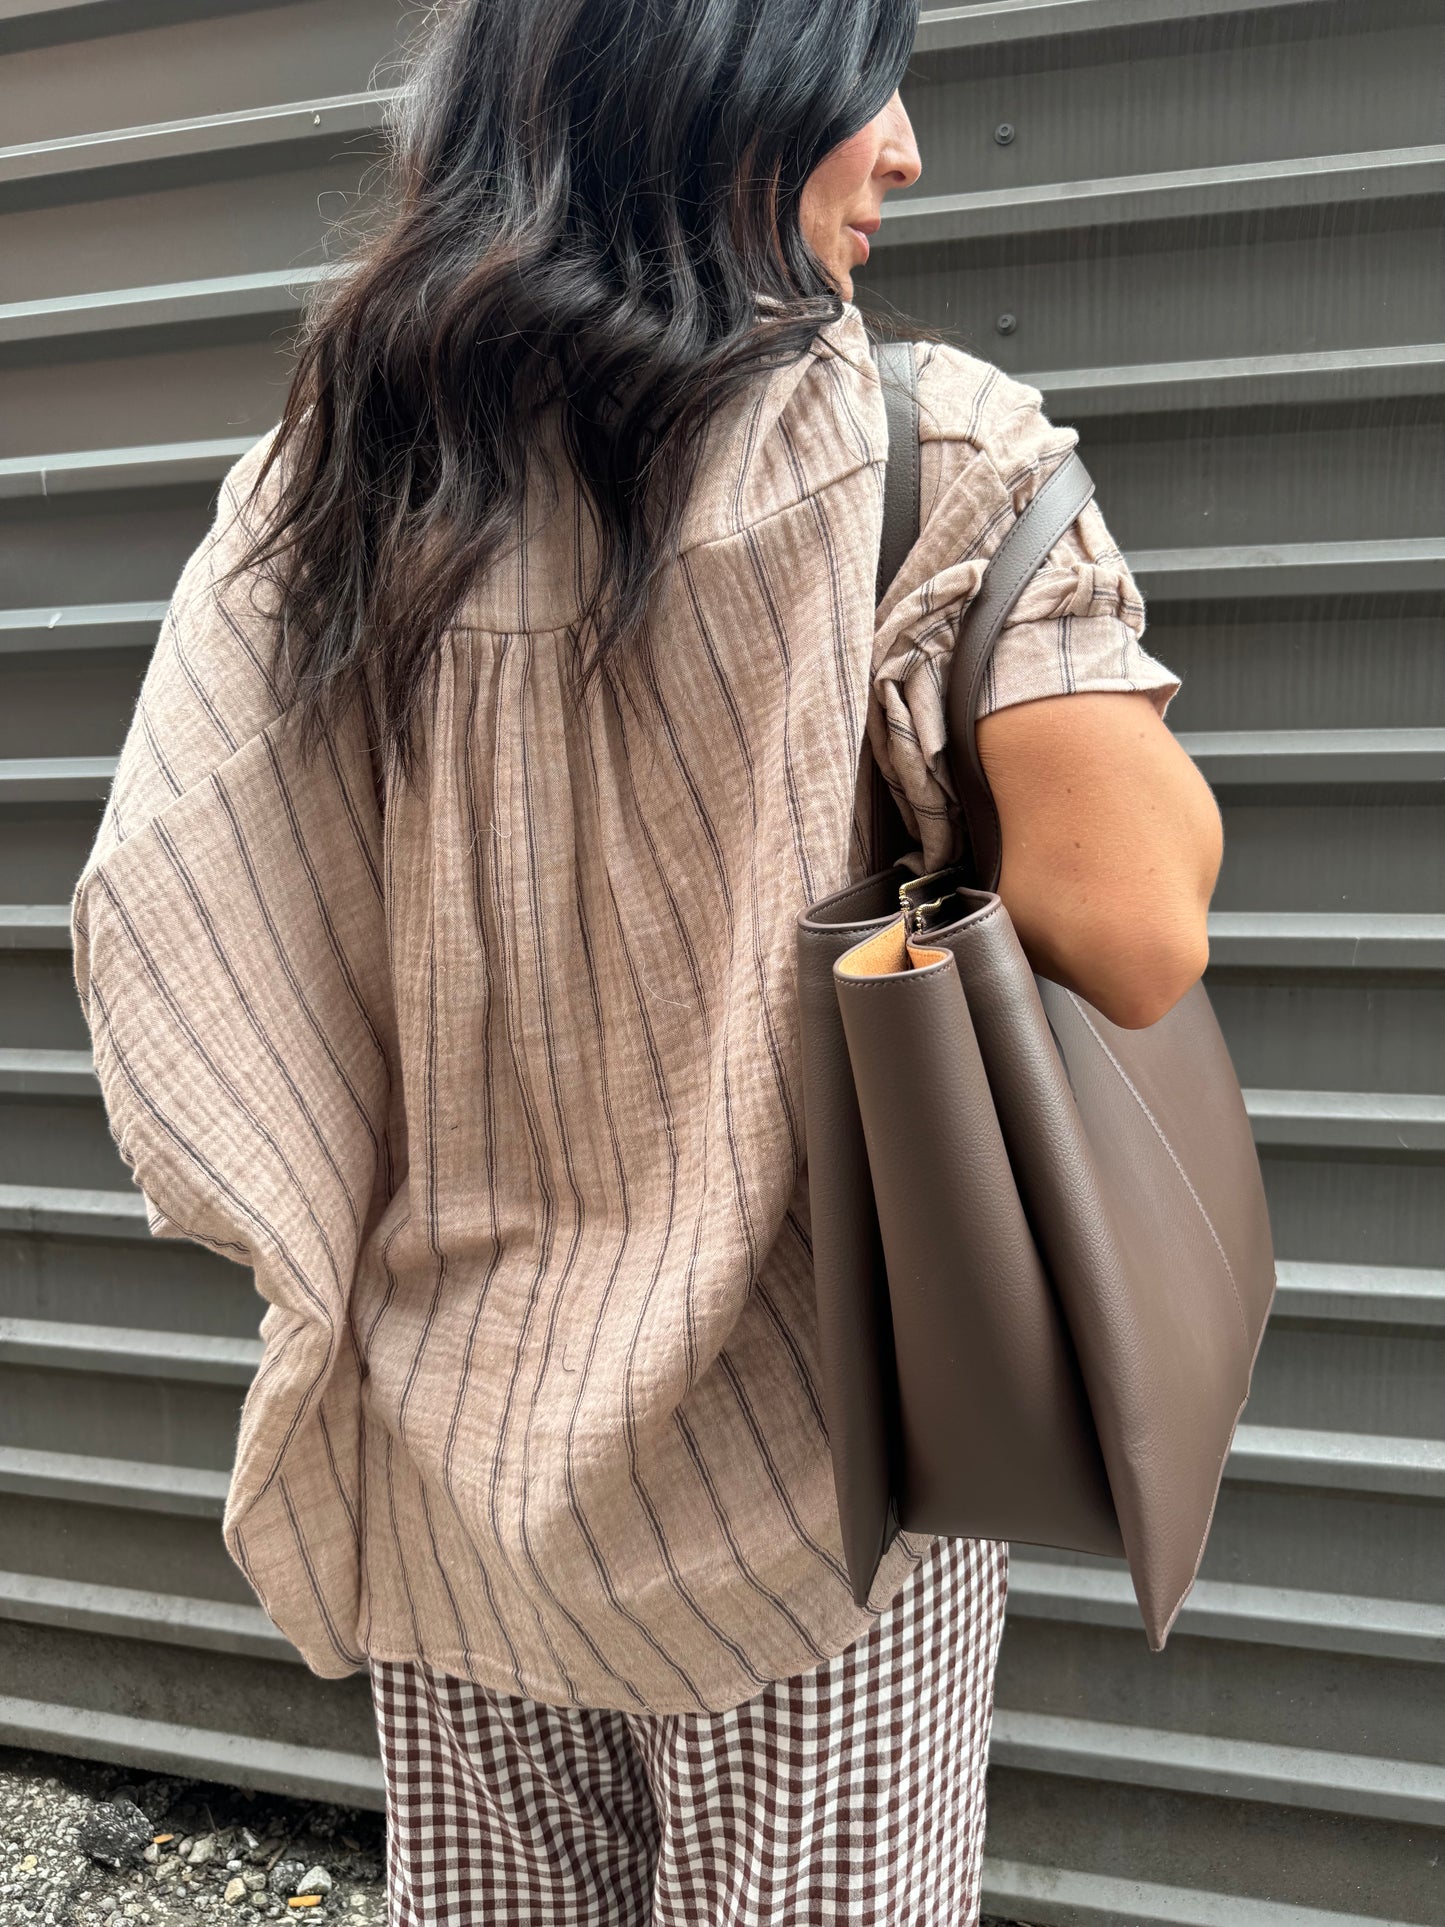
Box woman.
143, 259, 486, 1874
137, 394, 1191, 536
71, 0, 1222, 1919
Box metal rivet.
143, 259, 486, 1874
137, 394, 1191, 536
995, 313, 1017, 336
994, 122, 1015, 146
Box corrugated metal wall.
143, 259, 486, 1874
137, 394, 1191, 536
1, 2, 1440, 1919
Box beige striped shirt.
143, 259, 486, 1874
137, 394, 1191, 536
70, 302, 1180, 1713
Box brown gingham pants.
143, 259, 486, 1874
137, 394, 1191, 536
367, 1533, 1009, 1925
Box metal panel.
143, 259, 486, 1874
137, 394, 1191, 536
873, 6, 1445, 1920
0, 2, 1441, 1920
0, 0, 404, 1817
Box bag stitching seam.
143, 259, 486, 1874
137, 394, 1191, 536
1066, 993, 1251, 1351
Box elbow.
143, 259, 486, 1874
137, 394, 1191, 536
1061, 790, 1222, 1029
1005, 780, 1224, 1030
1086, 949, 1208, 1029
1063, 913, 1211, 1030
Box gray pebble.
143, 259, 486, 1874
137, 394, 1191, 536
272, 1860, 306, 1899
77, 1800, 154, 1871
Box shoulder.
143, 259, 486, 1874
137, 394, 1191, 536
158, 424, 287, 686
914, 340, 1076, 484
80, 427, 295, 872
678, 305, 883, 547
155, 423, 292, 741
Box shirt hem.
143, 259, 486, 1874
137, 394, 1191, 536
356, 1530, 934, 1717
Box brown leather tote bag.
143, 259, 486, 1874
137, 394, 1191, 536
796, 337, 1277, 1649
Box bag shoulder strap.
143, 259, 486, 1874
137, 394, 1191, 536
866, 338, 925, 869
865, 334, 1095, 889
870, 338, 920, 608
947, 449, 1095, 890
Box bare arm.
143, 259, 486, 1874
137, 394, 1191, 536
976, 690, 1223, 1029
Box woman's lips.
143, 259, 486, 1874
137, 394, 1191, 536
846, 225, 871, 263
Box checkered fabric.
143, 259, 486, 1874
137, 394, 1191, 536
367, 1532, 1008, 1925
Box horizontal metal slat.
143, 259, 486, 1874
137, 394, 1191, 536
0, 1317, 260, 1383
1207, 913, 1445, 973
989, 1708, 1445, 1827
0, 1181, 147, 1238
0, 1443, 227, 1515
916, 0, 1328, 55
41, 904, 1445, 970
13, 1048, 1438, 1155
1005, 1559, 1445, 1664
0, 602, 164, 655
6, 294, 1441, 437
3, 1088, 185, 1180
981, 1857, 1403, 1927
0, 1691, 382, 1808
1235, 815, 1435, 934
0, 90, 389, 202
0, 1567, 286, 1661
0, 0, 101, 19
11, 0, 1321, 66
1244, 1088, 1445, 1154
1024, 342, 1445, 418
0, 265, 329, 350
0, 437, 254, 501
873, 145, 1445, 249
1272, 1260, 1445, 1328
1229, 1424, 1445, 1499
1131, 538, 1445, 600
0, 0, 124, 32
11, 117, 1438, 240
0, 528, 1432, 631
1175, 728, 1445, 786
9, 734, 1437, 812
0, 1336, 251, 1468
0, 0, 273, 35
15, 905, 1445, 971
912, 10, 1445, 202
0, 0, 365, 55
4, 548, 1438, 627
0, 757, 115, 801
1, 1262, 1437, 1349
907, 239, 1445, 416
0, 905, 69, 948
0, 1045, 96, 1094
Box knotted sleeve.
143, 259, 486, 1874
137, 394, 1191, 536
869, 345, 1181, 873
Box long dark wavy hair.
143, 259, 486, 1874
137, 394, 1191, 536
230, 0, 924, 788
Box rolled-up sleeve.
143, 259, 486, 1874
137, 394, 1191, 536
869, 344, 1181, 872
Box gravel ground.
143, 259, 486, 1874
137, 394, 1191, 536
0, 1740, 1032, 1926
0, 1747, 386, 1927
